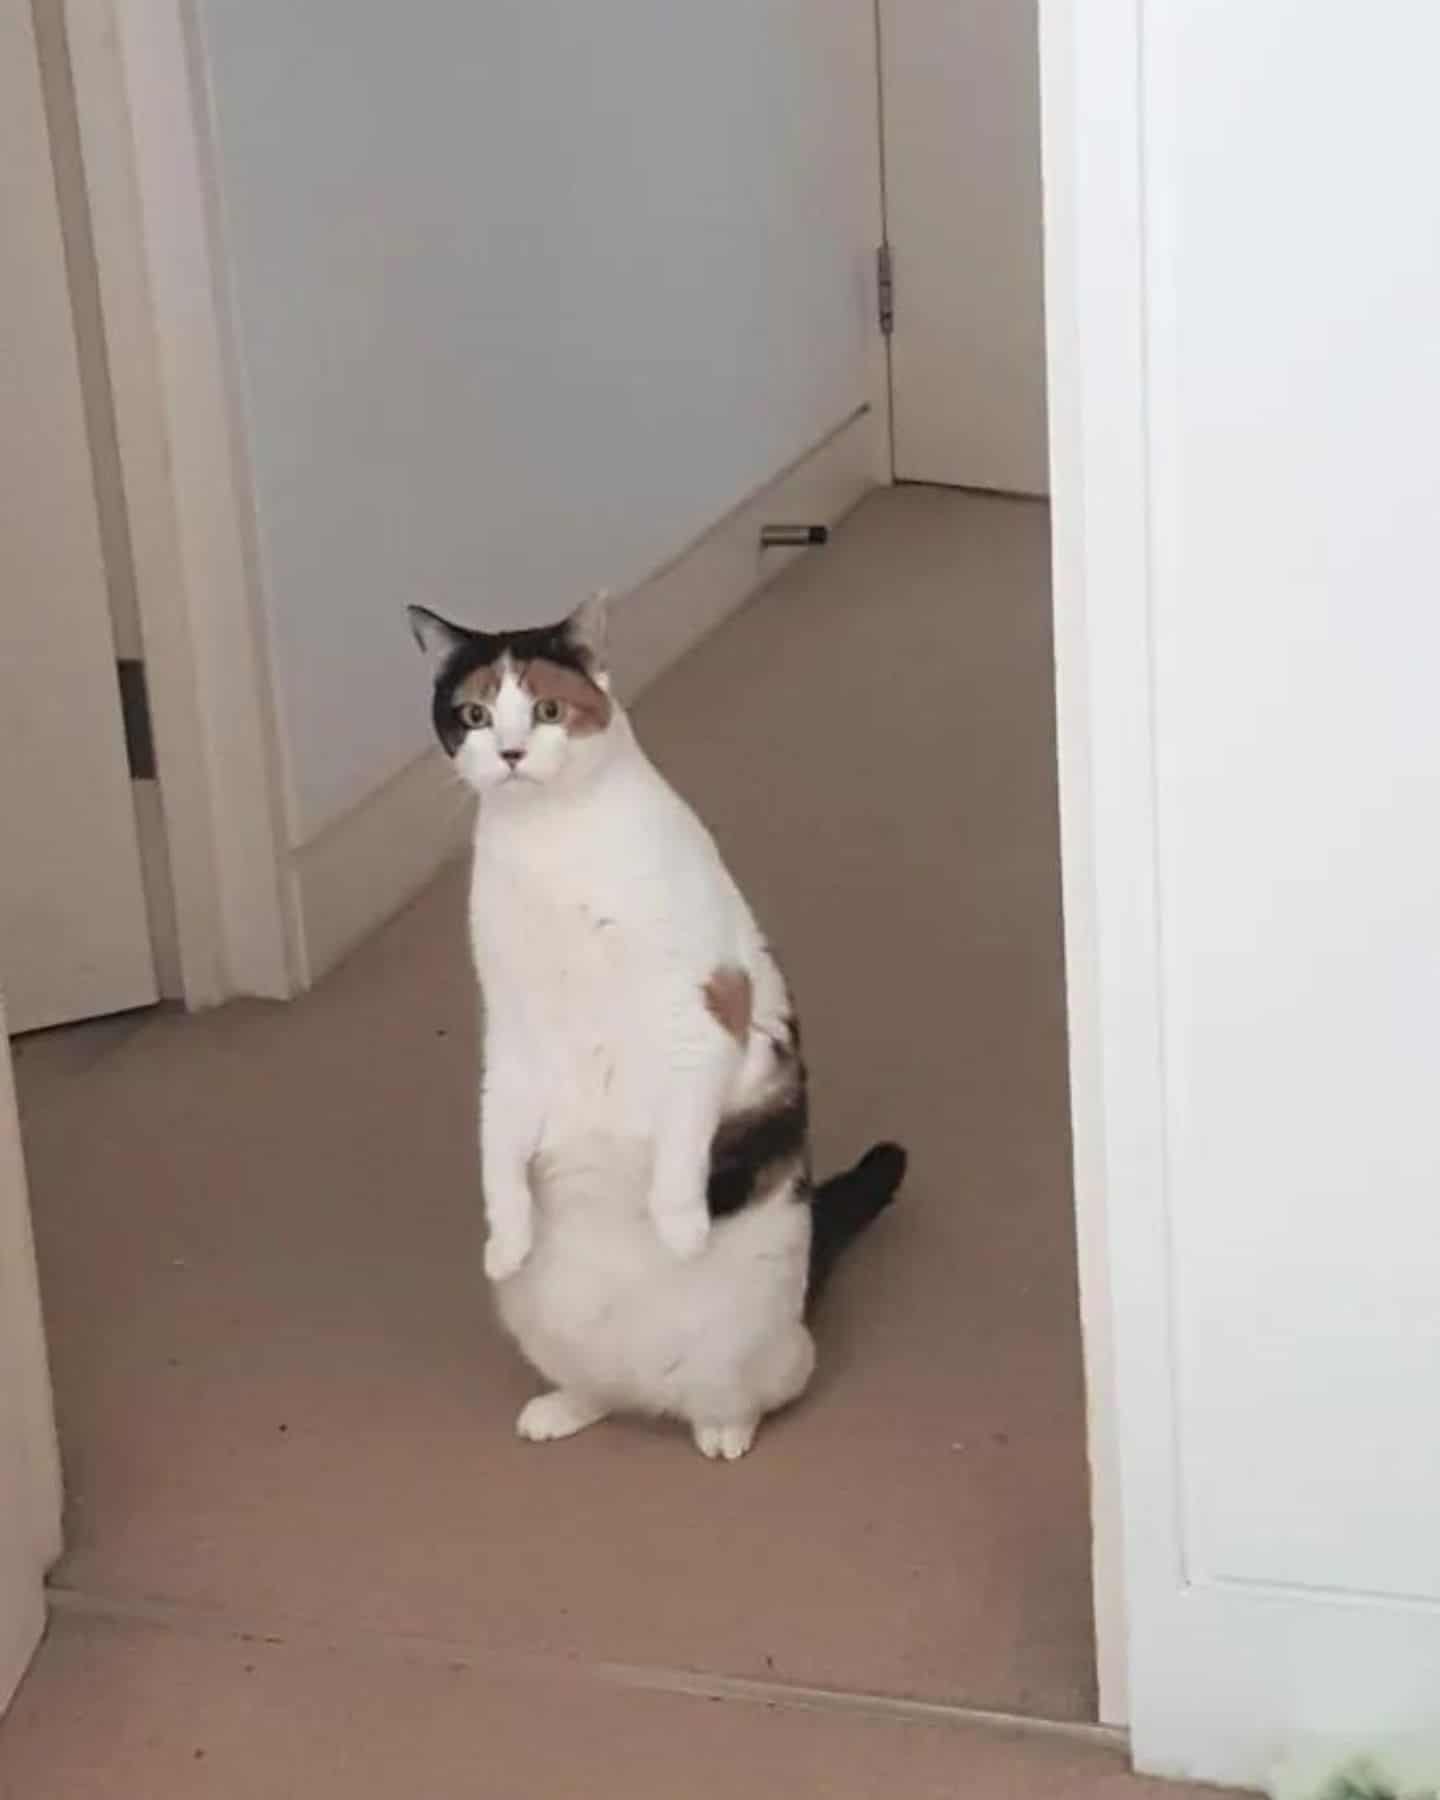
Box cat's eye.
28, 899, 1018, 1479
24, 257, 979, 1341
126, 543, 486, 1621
458, 700, 491, 730
533, 698, 565, 725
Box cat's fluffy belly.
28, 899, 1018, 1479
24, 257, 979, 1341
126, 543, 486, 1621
495, 1133, 815, 1432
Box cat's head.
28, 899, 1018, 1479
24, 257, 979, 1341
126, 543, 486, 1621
407, 595, 616, 796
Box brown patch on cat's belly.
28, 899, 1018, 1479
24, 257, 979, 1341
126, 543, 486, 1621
521, 658, 612, 735
704, 966, 753, 1046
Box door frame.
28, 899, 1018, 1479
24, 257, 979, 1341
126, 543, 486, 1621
1043, 1, 1440, 1782
33, 0, 1139, 1751
56, 0, 299, 1010
874, 0, 1050, 496
1035, 0, 1131, 1729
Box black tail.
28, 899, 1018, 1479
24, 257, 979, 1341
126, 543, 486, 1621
806, 1142, 907, 1307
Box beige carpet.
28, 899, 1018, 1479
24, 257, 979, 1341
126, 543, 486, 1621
7, 488, 1108, 1791
1, 1607, 1235, 1800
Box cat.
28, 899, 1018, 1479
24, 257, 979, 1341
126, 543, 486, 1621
409, 594, 905, 1459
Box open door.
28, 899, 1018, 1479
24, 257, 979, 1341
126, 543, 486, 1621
1, 0, 157, 1034
1047, 3, 1440, 1786
878, 0, 1048, 493
0, 997, 61, 1712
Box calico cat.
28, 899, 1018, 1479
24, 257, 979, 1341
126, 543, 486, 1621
410, 595, 905, 1459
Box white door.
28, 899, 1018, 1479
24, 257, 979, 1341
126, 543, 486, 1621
1048, 2, 1440, 1787
879, 0, 1048, 492
0, 995, 62, 1712
1, 0, 157, 1033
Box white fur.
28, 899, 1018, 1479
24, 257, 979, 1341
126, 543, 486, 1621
452, 633, 814, 1458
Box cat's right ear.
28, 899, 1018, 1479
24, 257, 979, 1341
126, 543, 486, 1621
565, 591, 609, 665
407, 606, 469, 666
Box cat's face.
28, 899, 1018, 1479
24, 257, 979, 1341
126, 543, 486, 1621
408, 597, 615, 796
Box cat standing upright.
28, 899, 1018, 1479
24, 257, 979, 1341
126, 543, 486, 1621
410, 596, 905, 1459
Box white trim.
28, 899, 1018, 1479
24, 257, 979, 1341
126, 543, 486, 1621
1036, 0, 1131, 1729
32, 0, 182, 1004
65, 0, 297, 1006
292, 409, 882, 986
862, 0, 894, 483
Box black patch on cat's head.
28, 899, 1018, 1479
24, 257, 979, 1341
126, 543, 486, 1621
406, 606, 597, 756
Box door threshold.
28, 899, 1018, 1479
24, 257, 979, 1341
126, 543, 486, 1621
49, 1582, 1119, 1751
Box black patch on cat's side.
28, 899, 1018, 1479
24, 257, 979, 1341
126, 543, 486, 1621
706, 1080, 809, 1219
422, 614, 594, 756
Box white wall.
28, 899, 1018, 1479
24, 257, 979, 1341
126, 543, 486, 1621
189, 0, 880, 844
1049, 0, 1440, 1783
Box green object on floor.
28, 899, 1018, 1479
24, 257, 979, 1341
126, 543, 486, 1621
1272, 1734, 1440, 1800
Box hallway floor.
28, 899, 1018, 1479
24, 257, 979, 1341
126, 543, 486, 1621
2, 490, 1198, 1795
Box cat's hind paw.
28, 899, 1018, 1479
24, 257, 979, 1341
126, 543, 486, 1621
692, 1420, 758, 1461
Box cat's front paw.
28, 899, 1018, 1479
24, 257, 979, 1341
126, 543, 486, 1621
484, 1222, 533, 1282
653, 1203, 710, 1261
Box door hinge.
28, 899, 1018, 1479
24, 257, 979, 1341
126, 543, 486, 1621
877, 241, 894, 338
116, 659, 157, 779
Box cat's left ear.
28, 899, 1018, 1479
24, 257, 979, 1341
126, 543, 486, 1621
566, 591, 609, 679
407, 605, 470, 666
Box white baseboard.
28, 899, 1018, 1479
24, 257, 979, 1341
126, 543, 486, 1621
608, 406, 882, 698
291, 407, 882, 985
290, 748, 475, 986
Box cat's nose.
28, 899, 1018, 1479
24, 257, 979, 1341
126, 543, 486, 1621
499, 749, 524, 768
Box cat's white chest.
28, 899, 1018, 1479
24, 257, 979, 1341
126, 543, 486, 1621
481, 877, 635, 1014
472, 831, 705, 1139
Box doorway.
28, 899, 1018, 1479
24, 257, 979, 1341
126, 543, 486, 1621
878, 0, 1049, 494
16, 480, 1092, 1721
3, 0, 1107, 1782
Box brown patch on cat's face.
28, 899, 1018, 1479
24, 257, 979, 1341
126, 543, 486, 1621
704, 966, 753, 1046
453, 665, 502, 708
520, 658, 612, 736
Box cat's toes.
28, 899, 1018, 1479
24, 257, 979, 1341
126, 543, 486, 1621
693, 1420, 757, 1461
516, 1391, 606, 1443
484, 1228, 532, 1282
654, 1206, 709, 1261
